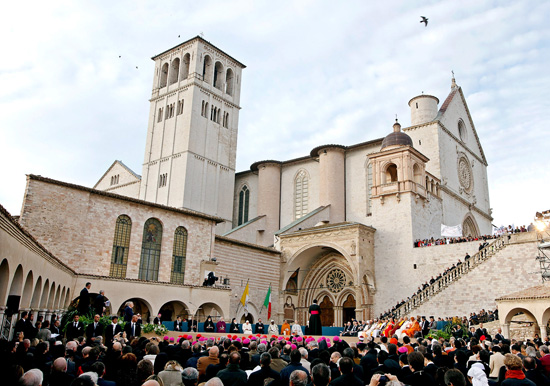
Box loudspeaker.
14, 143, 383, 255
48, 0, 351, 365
6, 295, 20, 317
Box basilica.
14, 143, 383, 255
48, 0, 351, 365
3, 36, 540, 336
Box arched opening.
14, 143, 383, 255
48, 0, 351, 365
169, 58, 180, 85
430, 179, 435, 193
319, 296, 334, 327
0, 259, 9, 305
110, 215, 132, 278
504, 308, 541, 337
54, 285, 61, 309
8, 265, 24, 312
239, 313, 254, 324
139, 218, 163, 281
226, 68, 234, 95
181, 53, 190, 80
39, 279, 50, 309
159, 63, 169, 88
294, 170, 309, 220
413, 164, 422, 185
458, 119, 468, 142
157, 300, 189, 322
342, 294, 356, 323
118, 298, 152, 323
59, 287, 66, 310
46, 282, 56, 309
64, 288, 71, 308
196, 302, 223, 323
213, 61, 224, 89
86, 292, 112, 315
202, 55, 212, 84
170, 227, 188, 284
462, 215, 480, 237
30, 276, 42, 308
238, 185, 250, 226
385, 164, 398, 183
426, 176, 429, 190
20, 271, 34, 309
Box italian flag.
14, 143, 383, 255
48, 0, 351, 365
263, 285, 272, 319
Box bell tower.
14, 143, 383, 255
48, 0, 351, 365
139, 37, 246, 233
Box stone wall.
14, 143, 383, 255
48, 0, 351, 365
213, 236, 281, 322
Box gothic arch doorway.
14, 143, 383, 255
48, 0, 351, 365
319, 296, 334, 327
462, 214, 479, 237
342, 294, 356, 323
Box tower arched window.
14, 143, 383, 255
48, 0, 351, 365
366, 162, 373, 215
386, 164, 398, 183
181, 53, 190, 80
226, 68, 234, 95
294, 170, 309, 219
202, 55, 212, 84
139, 218, 163, 281
238, 185, 250, 226
110, 215, 132, 278
160, 63, 169, 88
171, 226, 187, 284
213, 61, 224, 89
413, 164, 422, 184
169, 58, 180, 85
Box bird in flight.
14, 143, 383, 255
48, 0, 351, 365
420, 16, 428, 26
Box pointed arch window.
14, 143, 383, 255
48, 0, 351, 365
139, 218, 162, 281
238, 185, 250, 226
295, 170, 309, 220
366, 162, 373, 216
110, 215, 132, 278
171, 226, 187, 284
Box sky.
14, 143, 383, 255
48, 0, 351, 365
1, 0, 549, 228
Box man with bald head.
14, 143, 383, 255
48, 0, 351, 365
198, 346, 220, 380
49, 357, 74, 386
142, 381, 161, 386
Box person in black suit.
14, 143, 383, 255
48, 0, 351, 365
153, 313, 162, 325
421, 316, 430, 337
494, 327, 505, 342
248, 352, 282, 386
105, 316, 122, 344
85, 314, 104, 343
174, 316, 184, 331
66, 314, 85, 341
123, 301, 134, 322
25, 313, 38, 340
78, 282, 92, 316
94, 290, 106, 316
255, 319, 265, 334
124, 315, 141, 338
13, 311, 28, 340
50, 319, 62, 340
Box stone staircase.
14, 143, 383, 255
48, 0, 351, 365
393, 235, 508, 318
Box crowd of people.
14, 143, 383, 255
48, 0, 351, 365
4, 311, 550, 386
413, 223, 536, 248
413, 235, 498, 248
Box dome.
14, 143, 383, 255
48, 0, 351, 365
380, 120, 413, 150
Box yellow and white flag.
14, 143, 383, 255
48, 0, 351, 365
240, 280, 250, 315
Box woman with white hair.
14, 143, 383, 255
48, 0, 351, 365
158, 360, 184, 386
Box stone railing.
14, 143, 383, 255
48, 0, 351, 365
392, 235, 508, 318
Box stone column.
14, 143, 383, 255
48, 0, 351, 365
317, 146, 346, 223
254, 161, 282, 246
502, 323, 510, 339
334, 306, 343, 327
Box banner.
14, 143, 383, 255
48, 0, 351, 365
263, 285, 272, 320
240, 280, 250, 316
441, 224, 462, 237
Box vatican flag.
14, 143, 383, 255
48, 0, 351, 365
240, 280, 250, 315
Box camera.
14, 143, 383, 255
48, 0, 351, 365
379, 375, 389, 384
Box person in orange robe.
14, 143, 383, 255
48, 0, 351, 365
389, 318, 404, 337
404, 317, 421, 337
383, 318, 395, 337
281, 320, 291, 335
